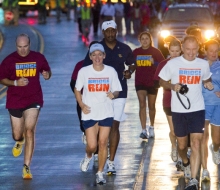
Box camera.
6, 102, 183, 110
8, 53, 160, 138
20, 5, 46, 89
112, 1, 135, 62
179, 84, 189, 95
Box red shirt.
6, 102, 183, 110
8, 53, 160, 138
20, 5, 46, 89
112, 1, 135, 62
0, 51, 51, 109
133, 46, 165, 87
71, 60, 83, 80
154, 58, 171, 108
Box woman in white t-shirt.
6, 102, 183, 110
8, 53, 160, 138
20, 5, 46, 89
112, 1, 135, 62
74, 43, 122, 184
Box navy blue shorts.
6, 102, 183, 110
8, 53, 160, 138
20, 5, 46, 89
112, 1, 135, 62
83, 117, 113, 130
172, 110, 205, 137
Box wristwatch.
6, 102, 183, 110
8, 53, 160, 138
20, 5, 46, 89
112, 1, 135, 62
129, 70, 133, 74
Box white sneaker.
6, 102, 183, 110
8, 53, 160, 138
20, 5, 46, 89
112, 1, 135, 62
211, 145, 219, 165
171, 148, 178, 162
187, 148, 191, 158
201, 169, 210, 182
149, 126, 155, 138
106, 159, 116, 175
81, 133, 87, 145
183, 163, 191, 179
80, 155, 93, 172
96, 171, 106, 184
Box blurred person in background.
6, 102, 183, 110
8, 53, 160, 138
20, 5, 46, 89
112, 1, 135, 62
114, 0, 124, 36
131, 1, 140, 36
38, 0, 47, 24
100, 0, 115, 26
123, 0, 131, 35
91, 0, 101, 36
2, 0, 19, 26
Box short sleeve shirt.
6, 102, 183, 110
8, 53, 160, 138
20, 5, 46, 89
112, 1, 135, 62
75, 64, 122, 121
159, 56, 211, 113
0, 51, 51, 109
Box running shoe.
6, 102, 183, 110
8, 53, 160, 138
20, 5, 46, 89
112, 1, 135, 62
106, 159, 116, 175
22, 164, 32, 180
211, 145, 219, 165
139, 131, 148, 139
183, 164, 191, 179
80, 155, 93, 172
185, 178, 198, 190
187, 148, 191, 158
81, 133, 87, 145
96, 171, 106, 184
171, 148, 178, 162
201, 169, 210, 182
149, 126, 155, 138
176, 160, 184, 171
12, 138, 25, 157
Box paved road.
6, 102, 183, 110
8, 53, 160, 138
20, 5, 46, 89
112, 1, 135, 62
0, 14, 219, 190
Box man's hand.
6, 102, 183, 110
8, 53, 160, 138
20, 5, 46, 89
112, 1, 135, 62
17, 77, 29, 86
171, 83, 182, 92
204, 82, 214, 90
123, 70, 131, 79
42, 70, 50, 80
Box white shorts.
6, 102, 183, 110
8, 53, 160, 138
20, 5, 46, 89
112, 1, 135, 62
113, 98, 127, 122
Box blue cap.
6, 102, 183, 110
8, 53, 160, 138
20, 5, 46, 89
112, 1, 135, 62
89, 43, 105, 53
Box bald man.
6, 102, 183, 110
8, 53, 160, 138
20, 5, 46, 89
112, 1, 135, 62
0, 33, 51, 179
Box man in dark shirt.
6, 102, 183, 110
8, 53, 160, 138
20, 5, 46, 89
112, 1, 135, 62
83, 20, 136, 175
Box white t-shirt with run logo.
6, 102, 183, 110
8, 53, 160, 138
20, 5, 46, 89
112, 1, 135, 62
75, 64, 122, 120
159, 56, 211, 113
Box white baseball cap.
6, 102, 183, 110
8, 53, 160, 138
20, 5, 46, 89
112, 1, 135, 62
89, 43, 105, 53
102, 20, 117, 31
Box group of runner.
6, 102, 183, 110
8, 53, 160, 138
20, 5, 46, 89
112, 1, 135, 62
0, 20, 220, 190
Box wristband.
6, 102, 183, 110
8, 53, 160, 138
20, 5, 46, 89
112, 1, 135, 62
14, 80, 17, 86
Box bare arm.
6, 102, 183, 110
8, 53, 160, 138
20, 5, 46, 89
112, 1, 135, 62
0, 78, 29, 87
159, 78, 182, 92
42, 70, 52, 80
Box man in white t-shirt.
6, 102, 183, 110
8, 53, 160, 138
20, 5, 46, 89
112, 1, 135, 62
74, 43, 122, 184
159, 35, 213, 190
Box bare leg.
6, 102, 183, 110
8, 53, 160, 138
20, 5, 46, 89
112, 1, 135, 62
177, 136, 188, 164
190, 133, 203, 178
23, 109, 40, 166
109, 120, 120, 161
98, 126, 111, 172
136, 90, 147, 130
148, 93, 158, 127
201, 120, 210, 169
166, 115, 177, 149
85, 123, 99, 158
211, 124, 220, 151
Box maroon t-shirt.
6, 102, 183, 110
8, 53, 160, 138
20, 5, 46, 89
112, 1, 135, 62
154, 58, 171, 108
133, 46, 165, 87
0, 51, 51, 109
71, 60, 83, 80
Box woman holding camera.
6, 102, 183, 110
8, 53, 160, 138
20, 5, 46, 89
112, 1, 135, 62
201, 39, 220, 182
154, 36, 182, 162
133, 31, 164, 139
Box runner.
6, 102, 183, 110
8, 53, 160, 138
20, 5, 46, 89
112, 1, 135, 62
201, 39, 220, 182
0, 33, 51, 179
159, 35, 213, 190
75, 43, 122, 184
133, 31, 164, 139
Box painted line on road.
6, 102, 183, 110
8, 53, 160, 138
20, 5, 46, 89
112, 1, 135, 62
133, 140, 148, 190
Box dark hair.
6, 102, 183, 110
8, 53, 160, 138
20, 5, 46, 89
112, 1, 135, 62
189, 29, 202, 43
89, 40, 99, 48
138, 31, 153, 46
16, 33, 30, 44
185, 25, 200, 35
169, 39, 181, 49
204, 39, 219, 51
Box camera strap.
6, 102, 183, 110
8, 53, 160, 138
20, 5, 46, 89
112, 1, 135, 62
176, 92, 191, 110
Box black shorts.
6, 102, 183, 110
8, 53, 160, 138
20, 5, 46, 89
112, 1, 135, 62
163, 107, 171, 116
172, 110, 205, 137
135, 85, 158, 95
8, 103, 41, 118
